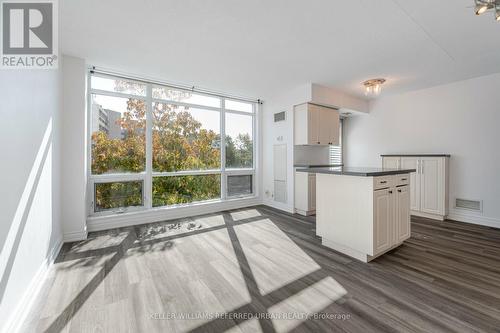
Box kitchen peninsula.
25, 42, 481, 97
297, 166, 416, 262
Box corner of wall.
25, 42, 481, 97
60, 55, 89, 243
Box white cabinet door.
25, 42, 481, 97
293, 104, 308, 145
317, 107, 330, 145
400, 157, 420, 211
295, 103, 339, 146
308, 174, 316, 210
420, 157, 443, 215
396, 185, 411, 243
383, 157, 400, 169
373, 188, 393, 255
321, 108, 340, 145
294, 172, 308, 213
308, 104, 321, 144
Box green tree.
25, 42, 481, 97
92, 80, 252, 210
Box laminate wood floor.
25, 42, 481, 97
21, 206, 500, 333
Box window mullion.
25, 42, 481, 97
145, 83, 153, 209
88, 71, 257, 216
221, 98, 227, 200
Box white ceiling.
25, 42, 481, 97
61, 0, 500, 100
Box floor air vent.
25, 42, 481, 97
455, 198, 482, 212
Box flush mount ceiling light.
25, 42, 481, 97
363, 78, 386, 96
474, 0, 500, 21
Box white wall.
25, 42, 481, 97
0, 69, 62, 332
311, 83, 369, 114
262, 83, 367, 212
262, 84, 311, 212
344, 73, 500, 227
61, 55, 88, 241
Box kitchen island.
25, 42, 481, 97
297, 166, 416, 262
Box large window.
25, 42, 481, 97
89, 73, 257, 215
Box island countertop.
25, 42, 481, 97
296, 166, 416, 177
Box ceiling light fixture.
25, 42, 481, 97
476, 3, 489, 15
474, 0, 500, 20
363, 78, 386, 96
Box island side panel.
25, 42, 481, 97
316, 173, 374, 256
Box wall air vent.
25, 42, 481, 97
274, 111, 286, 122
455, 198, 482, 212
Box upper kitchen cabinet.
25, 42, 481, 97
294, 103, 340, 145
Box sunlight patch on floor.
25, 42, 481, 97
68, 230, 130, 253
134, 227, 252, 332
230, 209, 261, 221
268, 276, 347, 333
234, 218, 321, 295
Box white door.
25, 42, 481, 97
383, 157, 400, 169
373, 188, 393, 255
308, 104, 320, 144
420, 157, 443, 215
396, 185, 411, 243
401, 157, 420, 211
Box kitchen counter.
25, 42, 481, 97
296, 166, 416, 177
293, 164, 343, 168
381, 154, 450, 157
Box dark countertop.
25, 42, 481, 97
294, 164, 343, 168
381, 154, 450, 157
296, 166, 416, 177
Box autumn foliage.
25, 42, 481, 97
92, 89, 252, 211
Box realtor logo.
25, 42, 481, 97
1, 0, 58, 69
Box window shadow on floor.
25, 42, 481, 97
42, 206, 348, 333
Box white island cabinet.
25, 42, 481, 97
298, 166, 416, 262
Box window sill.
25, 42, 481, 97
86, 195, 261, 233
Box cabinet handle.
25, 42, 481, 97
380, 181, 387, 184
317, 141, 320, 144
397, 189, 402, 193
401, 178, 407, 181
388, 190, 393, 194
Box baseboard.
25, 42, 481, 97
295, 209, 316, 216
87, 197, 262, 232
262, 200, 295, 214
63, 228, 88, 242
411, 210, 445, 221
2, 237, 63, 333
447, 211, 500, 229
322, 238, 368, 263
